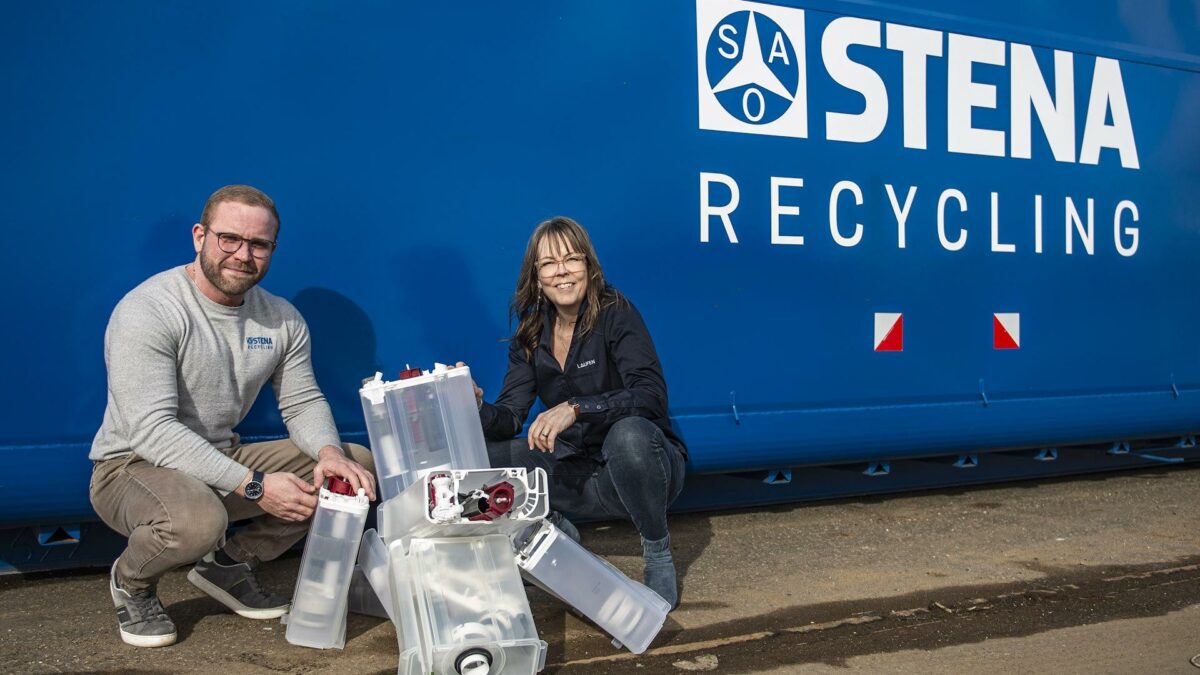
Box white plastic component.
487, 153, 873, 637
517, 520, 670, 654
390, 535, 547, 675
318, 486, 370, 514
285, 487, 370, 650
361, 371, 387, 405
430, 474, 463, 522
378, 467, 549, 547
459, 652, 492, 675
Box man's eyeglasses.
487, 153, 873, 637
207, 229, 277, 259
537, 254, 586, 277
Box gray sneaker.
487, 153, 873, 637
186, 552, 289, 619
110, 563, 177, 648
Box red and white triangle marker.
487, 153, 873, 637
993, 313, 1020, 349
874, 313, 903, 352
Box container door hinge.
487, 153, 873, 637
763, 469, 792, 485
954, 454, 980, 469
37, 524, 81, 547
1035, 448, 1058, 461
863, 462, 891, 477
1107, 441, 1131, 456
1104, 441, 1182, 463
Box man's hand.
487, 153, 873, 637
527, 401, 577, 453
238, 471, 317, 522
314, 445, 377, 500
452, 361, 484, 408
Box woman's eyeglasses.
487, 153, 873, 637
537, 254, 586, 277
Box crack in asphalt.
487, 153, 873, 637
549, 557, 1200, 674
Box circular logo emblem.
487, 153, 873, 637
705, 11, 799, 125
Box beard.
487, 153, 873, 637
199, 251, 265, 298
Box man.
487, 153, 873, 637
89, 185, 376, 648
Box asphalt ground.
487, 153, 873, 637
2, 464, 1198, 674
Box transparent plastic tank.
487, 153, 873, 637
359, 373, 408, 502
378, 467, 549, 547
346, 565, 389, 619
359, 364, 490, 501
385, 540, 428, 672
385, 364, 489, 486
284, 479, 370, 650
353, 528, 395, 623
390, 535, 547, 674
516, 521, 670, 654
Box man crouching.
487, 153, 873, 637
89, 184, 376, 647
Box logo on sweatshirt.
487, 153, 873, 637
246, 336, 274, 350
576, 359, 596, 370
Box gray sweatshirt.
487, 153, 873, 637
90, 265, 342, 492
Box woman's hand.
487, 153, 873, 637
451, 361, 484, 408
527, 401, 577, 452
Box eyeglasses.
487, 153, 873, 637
207, 229, 277, 259
537, 254, 586, 277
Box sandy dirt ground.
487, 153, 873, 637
2, 464, 1198, 674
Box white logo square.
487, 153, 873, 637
697, 0, 807, 138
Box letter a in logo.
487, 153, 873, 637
697, 0, 807, 138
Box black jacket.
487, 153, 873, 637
479, 296, 686, 459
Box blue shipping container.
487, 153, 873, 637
0, 1, 1197, 567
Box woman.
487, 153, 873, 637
467, 215, 687, 609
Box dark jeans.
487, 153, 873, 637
487, 417, 686, 541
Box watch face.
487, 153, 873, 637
245, 482, 264, 500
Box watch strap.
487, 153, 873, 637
244, 470, 265, 502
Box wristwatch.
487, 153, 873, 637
244, 470, 265, 502
567, 398, 581, 418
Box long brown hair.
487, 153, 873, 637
510, 216, 623, 358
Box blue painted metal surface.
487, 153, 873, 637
1, 2, 1198, 561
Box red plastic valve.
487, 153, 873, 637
466, 482, 516, 522
327, 476, 355, 496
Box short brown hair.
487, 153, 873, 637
200, 185, 280, 234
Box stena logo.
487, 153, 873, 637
698, 0, 807, 137
694, 0, 1144, 257
246, 336, 274, 350
696, 0, 1139, 169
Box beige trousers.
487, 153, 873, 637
89, 439, 373, 592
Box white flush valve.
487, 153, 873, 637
429, 474, 463, 522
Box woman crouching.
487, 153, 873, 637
466, 215, 687, 609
